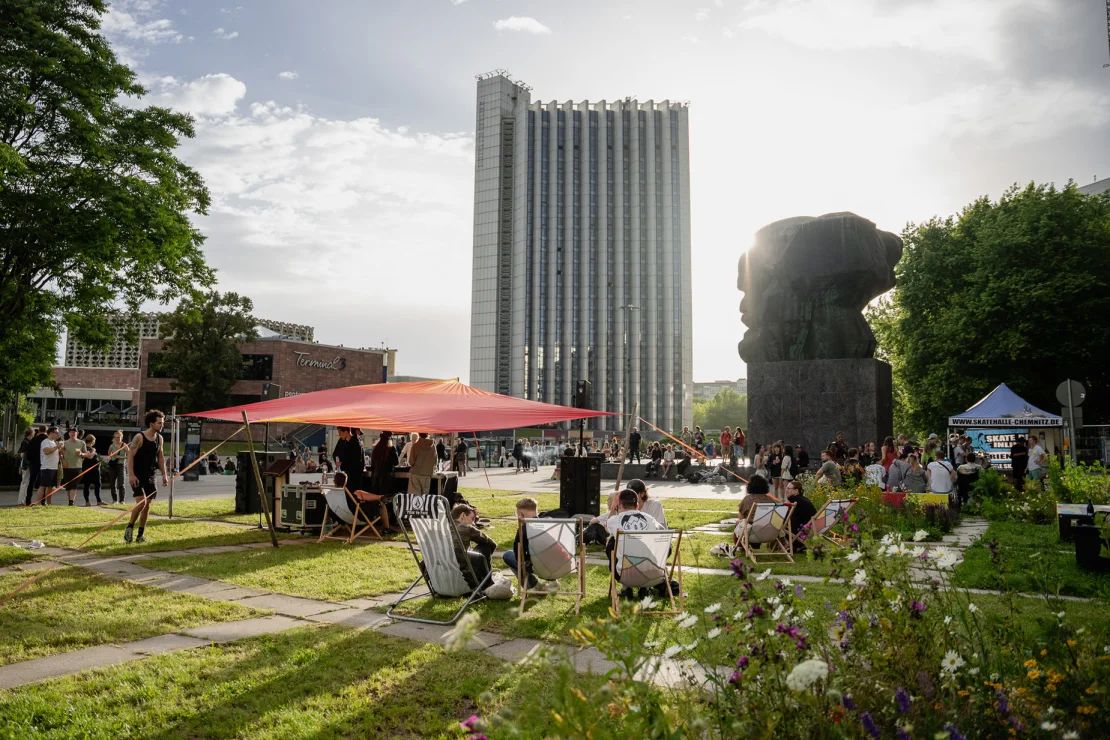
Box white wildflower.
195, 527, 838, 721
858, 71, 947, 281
1064, 731, 1079, 739
846, 592, 856, 601
707, 627, 722, 639
785, 658, 829, 691
771, 604, 785, 621
845, 550, 864, 562
910, 546, 926, 559
889, 595, 903, 610
881, 533, 896, 546
683, 639, 699, 652
767, 596, 781, 606
756, 568, 772, 581
639, 595, 659, 610
931, 547, 961, 570
781, 577, 793, 587
1056, 610, 1066, 619
913, 529, 928, 542
968, 603, 978, 613
803, 610, 814, 620
733, 610, 746, 621
968, 667, 980, 676
1041, 721, 1057, 731
851, 569, 867, 586
940, 650, 965, 674
662, 644, 682, 659
678, 614, 698, 629
704, 602, 721, 614
442, 612, 482, 653
944, 616, 952, 626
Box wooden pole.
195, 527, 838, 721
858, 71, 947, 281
242, 411, 279, 547
168, 405, 177, 518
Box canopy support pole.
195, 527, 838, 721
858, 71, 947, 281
243, 411, 279, 548
168, 405, 177, 519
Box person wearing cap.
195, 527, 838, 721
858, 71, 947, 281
627, 478, 667, 527
605, 488, 666, 599
60, 427, 87, 505
450, 503, 496, 589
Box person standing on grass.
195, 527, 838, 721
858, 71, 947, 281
106, 430, 128, 503
22, 427, 45, 507
81, 433, 104, 506
36, 426, 63, 505
407, 432, 436, 494
124, 410, 169, 544
61, 427, 86, 506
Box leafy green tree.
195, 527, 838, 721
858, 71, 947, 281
693, 389, 748, 435
0, 0, 213, 399
158, 292, 259, 413
878, 183, 1110, 435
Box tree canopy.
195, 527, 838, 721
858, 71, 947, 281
874, 183, 1110, 435
158, 292, 258, 413
0, 0, 213, 398
693, 389, 748, 434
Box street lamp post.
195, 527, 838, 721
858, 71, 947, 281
621, 304, 640, 431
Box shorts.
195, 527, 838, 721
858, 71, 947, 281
63, 467, 83, 490
132, 477, 158, 499
1027, 468, 1045, 481
38, 469, 59, 488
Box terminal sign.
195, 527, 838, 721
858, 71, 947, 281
294, 352, 346, 371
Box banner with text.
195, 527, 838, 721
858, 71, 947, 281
965, 427, 1026, 470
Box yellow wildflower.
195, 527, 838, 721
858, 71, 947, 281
1078, 705, 1097, 715
1066, 639, 1077, 648
1027, 670, 1042, 680
1023, 659, 1038, 668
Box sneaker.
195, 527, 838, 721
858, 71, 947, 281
618, 587, 635, 600
544, 580, 559, 593
123, 526, 133, 543
136, 534, 145, 544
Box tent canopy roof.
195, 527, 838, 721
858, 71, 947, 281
182, 379, 613, 433
948, 383, 1062, 427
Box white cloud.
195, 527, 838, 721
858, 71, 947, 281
738, 0, 1052, 65
722, 27, 735, 39
214, 27, 240, 40
148, 73, 247, 117
102, 0, 182, 64
695, 8, 711, 22
277, 70, 299, 80
493, 16, 551, 34
450, 0, 468, 5
681, 35, 702, 45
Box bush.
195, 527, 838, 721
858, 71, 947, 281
0, 451, 21, 486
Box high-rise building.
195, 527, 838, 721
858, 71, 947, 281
469, 72, 693, 431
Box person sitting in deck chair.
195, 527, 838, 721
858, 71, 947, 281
606, 489, 673, 599
451, 503, 497, 589
503, 497, 539, 589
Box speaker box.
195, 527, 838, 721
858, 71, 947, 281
234, 451, 284, 514
559, 456, 601, 516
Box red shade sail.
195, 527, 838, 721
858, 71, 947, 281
181, 379, 613, 433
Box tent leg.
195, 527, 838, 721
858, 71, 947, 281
242, 411, 279, 548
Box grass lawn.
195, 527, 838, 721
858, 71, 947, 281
0, 505, 289, 556
0, 625, 573, 739
952, 521, 1110, 601
0, 546, 40, 568
105, 497, 260, 525
146, 541, 423, 600
0, 566, 260, 666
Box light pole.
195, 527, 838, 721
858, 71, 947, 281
621, 304, 640, 432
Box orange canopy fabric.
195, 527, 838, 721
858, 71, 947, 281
182, 379, 612, 433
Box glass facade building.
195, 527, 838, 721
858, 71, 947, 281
469, 74, 693, 431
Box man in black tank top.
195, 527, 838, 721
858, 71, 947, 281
124, 410, 169, 544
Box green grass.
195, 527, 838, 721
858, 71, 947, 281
0, 566, 260, 666
0, 626, 572, 739
952, 521, 1110, 601
146, 541, 423, 600
0, 546, 39, 568
105, 497, 260, 525
0, 504, 290, 555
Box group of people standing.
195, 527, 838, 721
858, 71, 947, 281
330, 428, 467, 499
19, 426, 132, 506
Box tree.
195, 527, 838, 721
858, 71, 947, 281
693, 389, 748, 434
877, 183, 1110, 436
0, 0, 213, 399
159, 292, 258, 413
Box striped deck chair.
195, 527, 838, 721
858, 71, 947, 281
737, 502, 794, 563
808, 497, 857, 546
317, 487, 381, 544
517, 518, 585, 616
387, 494, 491, 625
609, 529, 684, 617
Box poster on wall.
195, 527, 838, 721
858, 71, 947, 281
182, 420, 203, 481
965, 427, 1026, 470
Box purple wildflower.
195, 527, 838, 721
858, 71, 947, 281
747, 605, 765, 619
995, 690, 1008, 714
728, 670, 742, 684
860, 712, 880, 738
794, 583, 804, 597
849, 522, 860, 533
896, 729, 911, 740
736, 655, 749, 669
460, 715, 480, 730
774, 579, 785, 591
843, 694, 856, 710
910, 599, 927, 617
895, 687, 911, 713
945, 724, 966, 740
730, 558, 749, 579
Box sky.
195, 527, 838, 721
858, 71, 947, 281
100, 0, 1110, 383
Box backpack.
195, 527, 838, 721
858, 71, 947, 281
790, 456, 799, 478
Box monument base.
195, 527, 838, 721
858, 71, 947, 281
747, 359, 893, 460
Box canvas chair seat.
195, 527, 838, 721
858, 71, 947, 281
387, 494, 490, 625
517, 518, 586, 615
808, 498, 857, 545
318, 487, 381, 544
737, 502, 794, 563
609, 529, 684, 616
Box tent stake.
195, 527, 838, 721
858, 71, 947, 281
243, 411, 279, 547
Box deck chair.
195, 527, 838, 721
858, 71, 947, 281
517, 518, 586, 616
317, 487, 382, 544
737, 502, 795, 563
808, 498, 858, 546
609, 529, 684, 617
387, 494, 491, 625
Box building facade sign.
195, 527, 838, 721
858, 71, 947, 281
294, 352, 346, 371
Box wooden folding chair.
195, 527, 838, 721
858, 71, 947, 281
317, 487, 381, 544
387, 494, 491, 625
517, 518, 586, 616
737, 502, 795, 563
608, 529, 684, 617
809, 497, 858, 547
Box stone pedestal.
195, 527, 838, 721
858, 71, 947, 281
747, 359, 893, 458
